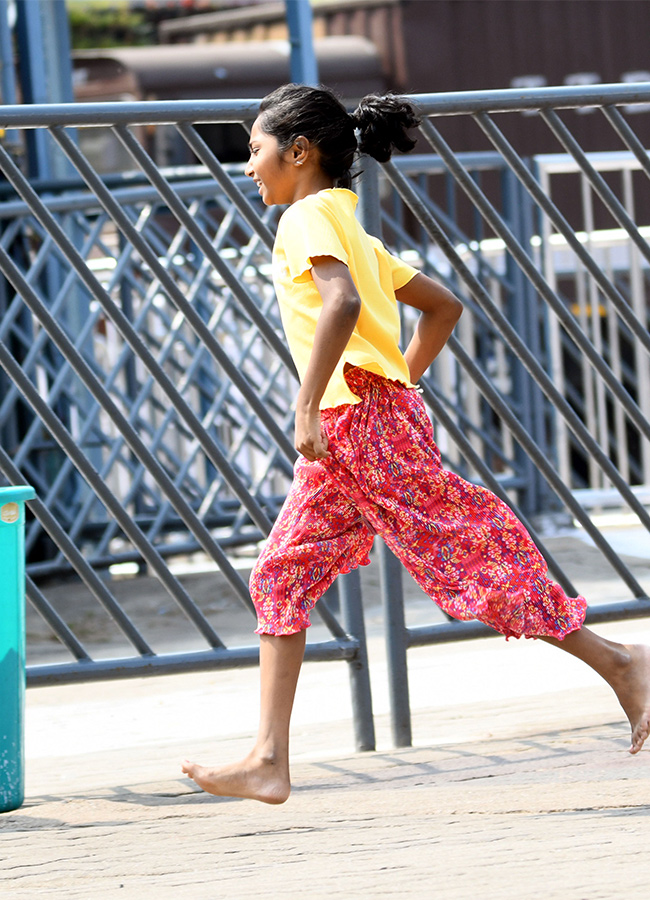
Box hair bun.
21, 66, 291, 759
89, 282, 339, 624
352, 93, 421, 163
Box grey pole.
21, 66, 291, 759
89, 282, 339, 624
285, 0, 319, 86
339, 570, 376, 752
378, 544, 412, 747
15, 0, 75, 180
0, 0, 20, 154
356, 156, 412, 747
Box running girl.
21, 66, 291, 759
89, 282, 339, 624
183, 84, 650, 803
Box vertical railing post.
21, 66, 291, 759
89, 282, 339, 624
357, 155, 382, 239
378, 544, 412, 747
357, 155, 413, 747
338, 570, 376, 752
285, 0, 319, 87
0, 484, 35, 813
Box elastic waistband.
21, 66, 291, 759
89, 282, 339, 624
343, 365, 407, 394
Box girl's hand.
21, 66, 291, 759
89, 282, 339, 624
294, 402, 330, 461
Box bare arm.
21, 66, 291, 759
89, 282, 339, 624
397, 272, 463, 383
294, 256, 361, 461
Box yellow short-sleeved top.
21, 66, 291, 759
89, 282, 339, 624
272, 188, 419, 409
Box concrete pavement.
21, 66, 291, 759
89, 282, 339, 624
2, 524, 650, 899
3, 616, 650, 899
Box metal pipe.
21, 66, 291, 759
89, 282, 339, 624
406, 599, 650, 648
2, 83, 650, 127
378, 544, 412, 748
27, 637, 359, 687
540, 108, 650, 268
175, 123, 275, 250
339, 568, 376, 752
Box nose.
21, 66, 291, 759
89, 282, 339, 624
245, 156, 254, 178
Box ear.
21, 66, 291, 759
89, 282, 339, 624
292, 136, 310, 166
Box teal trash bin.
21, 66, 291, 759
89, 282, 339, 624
0, 485, 35, 813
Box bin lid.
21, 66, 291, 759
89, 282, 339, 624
0, 486, 35, 504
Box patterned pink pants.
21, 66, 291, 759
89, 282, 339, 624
250, 367, 587, 639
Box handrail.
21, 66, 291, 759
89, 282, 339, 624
1, 82, 650, 128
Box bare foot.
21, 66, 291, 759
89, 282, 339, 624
181, 753, 291, 804
611, 644, 650, 755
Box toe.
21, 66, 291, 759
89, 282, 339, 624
629, 717, 650, 754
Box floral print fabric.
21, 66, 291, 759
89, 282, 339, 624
250, 367, 587, 639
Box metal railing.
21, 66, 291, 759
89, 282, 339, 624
1, 83, 649, 750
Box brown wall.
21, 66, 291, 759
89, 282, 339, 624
159, 0, 650, 156
396, 0, 650, 156
399, 0, 649, 94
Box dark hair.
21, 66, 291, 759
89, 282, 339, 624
257, 84, 420, 189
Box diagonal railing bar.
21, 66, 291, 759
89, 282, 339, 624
26, 577, 92, 661
601, 105, 650, 183
175, 122, 276, 251
108, 125, 295, 372
418, 118, 650, 438
0, 250, 254, 622
0, 216, 22, 247
383, 187, 527, 348
388, 184, 518, 300
0, 429, 154, 655
0, 231, 56, 325
474, 113, 650, 343
382, 159, 650, 582
312, 592, 351, 641
0, 338, 230, 650
419, 380, 579, 596
539, 108, 650, 267
50, 126, 296, 464
0, 141, 274, 537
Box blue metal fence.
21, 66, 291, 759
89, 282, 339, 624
0, 83, 649, 748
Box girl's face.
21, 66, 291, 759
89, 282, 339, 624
245, 118, 301, 206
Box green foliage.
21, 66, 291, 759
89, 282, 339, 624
66, 1, 155, 49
